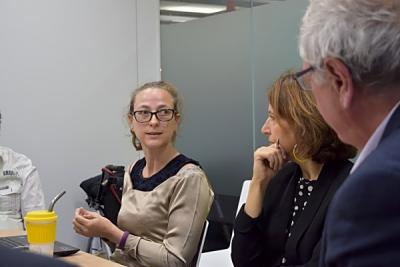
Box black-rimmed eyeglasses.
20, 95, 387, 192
294, 66, 314, 91
132, 109, 176, 123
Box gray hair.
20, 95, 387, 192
299, 0, 400, 91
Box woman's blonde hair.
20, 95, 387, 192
268, 71, 356, 163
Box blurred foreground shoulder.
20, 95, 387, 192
0, 247, 77, 267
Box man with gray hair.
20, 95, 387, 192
297, 0, 400, 266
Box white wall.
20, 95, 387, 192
0, 0, 160, 249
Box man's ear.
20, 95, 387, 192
324, 57, 354, 110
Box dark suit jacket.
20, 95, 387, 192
320, 105, 400, 267
0, 247, 77, 267
231, 160, 353, 267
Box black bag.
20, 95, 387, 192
80, 165, 125, 225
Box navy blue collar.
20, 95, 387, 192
130, 154, 200, 191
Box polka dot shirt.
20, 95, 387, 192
281, 177, 317, 265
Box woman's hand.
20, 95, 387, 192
245, 140, 287, 218
252, 140, 287, 186
73, 207, 123, 244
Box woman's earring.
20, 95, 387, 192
292, 144, 306, 163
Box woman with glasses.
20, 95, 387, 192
73, 81, 214, 267
231, 71, 357, 267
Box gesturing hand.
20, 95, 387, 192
252, 139, 287, 186
73, 207, 115, 239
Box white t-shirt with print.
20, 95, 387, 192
0, 146, 45, 230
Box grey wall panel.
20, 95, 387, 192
253, 0, 309, 148
161, 0, 309, 196
161, 9, 254, 196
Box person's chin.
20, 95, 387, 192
143, 139, 167, 149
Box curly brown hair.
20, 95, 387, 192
268, 71, 357, 163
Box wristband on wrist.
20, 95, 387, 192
118, 231, 129, 250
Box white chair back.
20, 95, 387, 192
236, 180, 251, 215
230, 180, 251, 243
198, 180, 251, 267
193, 220, 209, 267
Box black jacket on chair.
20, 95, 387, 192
231, 160, 353, 267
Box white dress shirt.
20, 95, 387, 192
0, 146, 45, 229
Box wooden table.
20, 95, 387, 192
0, 230, 124, 267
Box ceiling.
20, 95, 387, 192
160, 0, 285, 24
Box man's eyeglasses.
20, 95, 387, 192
294, 66, 314, 91
132, 109, 176, 123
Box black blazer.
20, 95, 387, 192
320, 105, 400, 267
231, 160, 353, 267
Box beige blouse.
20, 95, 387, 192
111, 163, 214, 267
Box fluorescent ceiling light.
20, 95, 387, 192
161, 3, 225, 14
160, 15, 197, 23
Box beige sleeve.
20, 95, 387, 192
123, 168, 214, 267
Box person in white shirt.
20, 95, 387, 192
0, 112, 45, 229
